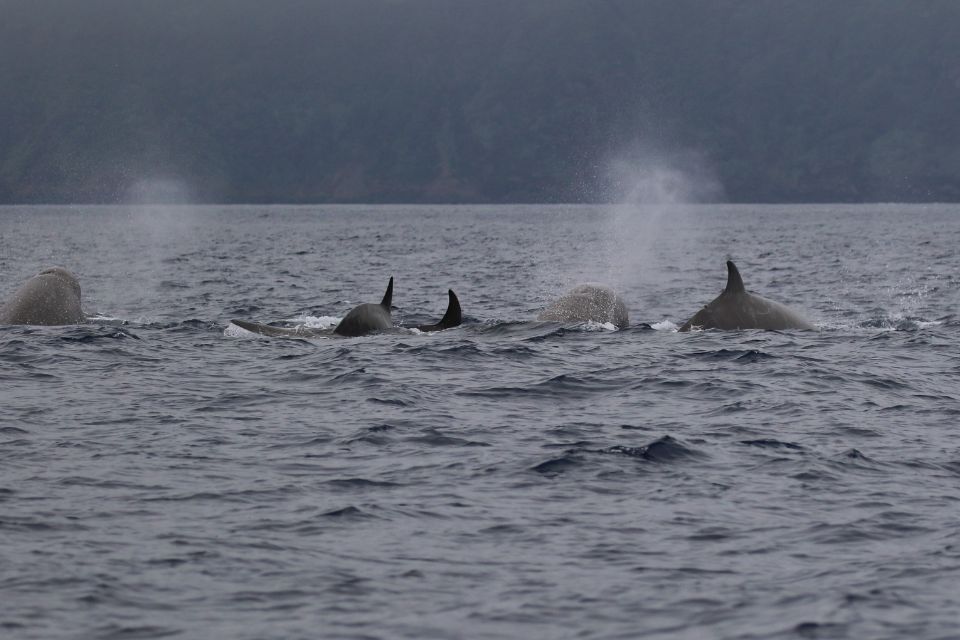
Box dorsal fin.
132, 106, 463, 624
415, 289, 463, 332
436, 289, 462, 329
724, 260, 745, 294
380, 276, 393, 309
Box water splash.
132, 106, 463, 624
285, 315, 342, 330
598, 145, 725, 293
606, 150, 724, 205
125, 178, 194, 205
651, 319, 679, 332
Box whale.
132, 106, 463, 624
678, 261, 815, 332
227, 320, 320, 338
414, 289, 462, 332
333, 277, 394, 336
1, 267, 85, 326
228, 279, 462, 338
537, 284, 629, 328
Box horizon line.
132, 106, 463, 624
0, 201, 956, 208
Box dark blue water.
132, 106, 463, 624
2, 204, 959, 639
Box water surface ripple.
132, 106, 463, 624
1, 204, 959, 639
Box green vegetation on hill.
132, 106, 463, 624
1, 0, 958, 203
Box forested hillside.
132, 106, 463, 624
1, 0, 958, 203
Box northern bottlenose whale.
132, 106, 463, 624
537, 284, 629, 328
678, 261, 815, 331
1, 267, 85, 325
227, 320, 320, 338
414, 289, 462, 332
333, 277, 394, 336
229, 279, 462, 338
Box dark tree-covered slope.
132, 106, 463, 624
1, 0, 957, 203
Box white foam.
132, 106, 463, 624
871, 310, 944, 331
581, 321, 618, 331
285, 315, 342, 329
816, 315, 943, 332
651, 319, 679, 331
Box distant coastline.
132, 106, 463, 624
2, 1, 958, 205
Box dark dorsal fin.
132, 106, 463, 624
437, 289, 462, 329
416, 289, 462, 332
724, 260, 745, 294
380, 277, 394, 309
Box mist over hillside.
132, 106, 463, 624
1, 0, 958, 204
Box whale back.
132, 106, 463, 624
681, 291, 814, 331
1, 267, 85, 326
334, 277, 394, 336
537, 283, 629, 328
228, 319, 323, 338
679, 261, 814, 331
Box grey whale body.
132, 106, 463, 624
679, 261, 815, 332
1, 267, 85, 326
333, 277, 394, 336
537, 284, 628, 328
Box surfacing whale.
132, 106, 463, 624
679, 261, 815, 332
1, 267, 85, 325
537, 284, 629, 328
415, 289, 462, 332
227, 320, 320, 338
334, 277, 394, 336
229, 279, 462, 338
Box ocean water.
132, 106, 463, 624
1, 204, 959, 640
